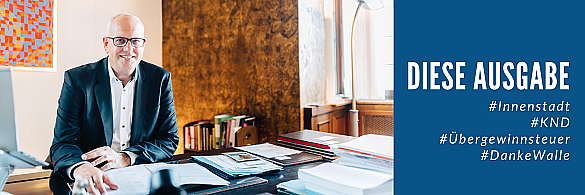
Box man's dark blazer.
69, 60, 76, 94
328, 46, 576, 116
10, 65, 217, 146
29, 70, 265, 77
50, 57, 179, 180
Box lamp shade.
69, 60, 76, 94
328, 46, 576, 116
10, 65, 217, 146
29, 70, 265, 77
358, 0, 384, 10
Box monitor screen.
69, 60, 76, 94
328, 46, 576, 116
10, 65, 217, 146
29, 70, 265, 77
0, 67, 20, 152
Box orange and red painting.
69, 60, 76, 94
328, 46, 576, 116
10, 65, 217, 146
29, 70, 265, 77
1, 0, 53, 71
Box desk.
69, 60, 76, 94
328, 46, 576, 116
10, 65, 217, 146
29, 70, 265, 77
3, 148, 325, 195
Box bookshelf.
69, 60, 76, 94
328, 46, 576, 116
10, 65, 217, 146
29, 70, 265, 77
183, 116, 258, 152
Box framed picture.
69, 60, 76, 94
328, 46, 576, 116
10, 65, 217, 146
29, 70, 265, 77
1, 0, 55, 72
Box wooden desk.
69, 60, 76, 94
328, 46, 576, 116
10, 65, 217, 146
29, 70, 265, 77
3, 172, 52, 194
4, 149, 325, 195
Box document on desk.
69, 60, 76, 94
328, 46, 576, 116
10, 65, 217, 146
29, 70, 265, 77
235, 143, 301, 158
105, 165, 150, 195
105, 163, 229, 195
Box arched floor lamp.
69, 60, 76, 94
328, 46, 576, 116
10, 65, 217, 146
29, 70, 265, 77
350, 0, 385, 137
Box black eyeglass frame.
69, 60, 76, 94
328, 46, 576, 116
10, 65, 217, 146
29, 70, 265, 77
106, 37, 147, 48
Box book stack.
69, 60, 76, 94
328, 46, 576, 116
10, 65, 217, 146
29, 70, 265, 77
184, 120, 214, 151
276, 130, 355, 160
214, 114, 257, 149
278, 134, 394, 195
184, 114, 256, 151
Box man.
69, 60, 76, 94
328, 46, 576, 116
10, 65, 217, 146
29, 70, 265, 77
50, 13, 179, 195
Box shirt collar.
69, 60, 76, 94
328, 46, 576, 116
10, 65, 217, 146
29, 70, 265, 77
107, 60, 140, 83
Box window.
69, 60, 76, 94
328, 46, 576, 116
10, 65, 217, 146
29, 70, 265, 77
326, 0, 394, 100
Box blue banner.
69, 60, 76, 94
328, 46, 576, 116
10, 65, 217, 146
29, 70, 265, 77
395, 0, 584, 194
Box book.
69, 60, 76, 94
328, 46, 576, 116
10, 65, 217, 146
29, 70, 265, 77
196, 125, 202, 150
229, 115, 248, 147
265, 152, 323, 167
184, 125, 191, 149
277, 130, 356, 160
221, 121, 227, 148
184, 120, 215, 151
298, 163, 393, 195
225, 118, 232, 148
214, 114, 231, 149
201, 124, 213, 150
183, 121, 200, 150
275, 140, 337, 160
204, 124, 213, 150
190, 125, 196, 150
188, 115, 253, 151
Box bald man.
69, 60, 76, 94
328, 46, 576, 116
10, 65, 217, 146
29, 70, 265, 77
50, 14, 179, 195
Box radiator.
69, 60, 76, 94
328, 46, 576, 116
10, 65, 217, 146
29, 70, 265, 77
360, 114, 394, 136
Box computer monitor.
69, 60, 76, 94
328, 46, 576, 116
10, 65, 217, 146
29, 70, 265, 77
0, 67, 48, 192
0, 67, 21, 153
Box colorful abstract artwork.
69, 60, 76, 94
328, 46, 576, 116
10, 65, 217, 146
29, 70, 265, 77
1, 0, 54, 71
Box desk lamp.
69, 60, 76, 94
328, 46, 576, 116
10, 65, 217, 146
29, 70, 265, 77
349, 0, 386, 137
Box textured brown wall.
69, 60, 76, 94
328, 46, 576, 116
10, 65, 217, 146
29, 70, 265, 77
162, 0, 300, 153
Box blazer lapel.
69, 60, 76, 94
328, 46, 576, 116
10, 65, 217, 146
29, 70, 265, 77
131, 62, 149, 144
94, 59, 113, 146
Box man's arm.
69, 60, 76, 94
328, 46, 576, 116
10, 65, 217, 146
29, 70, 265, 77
50, 70, 86, 180
124, 71, 179, 164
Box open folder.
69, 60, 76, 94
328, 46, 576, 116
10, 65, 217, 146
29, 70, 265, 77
103, 163, 229, 195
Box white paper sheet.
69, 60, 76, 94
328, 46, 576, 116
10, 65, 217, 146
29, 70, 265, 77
314, 136, 336, 141
105, 165, 151, 195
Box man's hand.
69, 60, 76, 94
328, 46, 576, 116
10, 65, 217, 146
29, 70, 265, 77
73, 163, 118, 195
82, 146, 131, 171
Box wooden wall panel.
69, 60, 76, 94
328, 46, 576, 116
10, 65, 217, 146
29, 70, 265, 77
163, 0, 300, 153
304, 102, 351, 136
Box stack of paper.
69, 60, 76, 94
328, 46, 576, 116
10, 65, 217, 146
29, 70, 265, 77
277, 179, 324, 195
276, 130, 356, 160
191, 155, 282, 179
332, 134, 394, 174
281, 134, 394, 195
298, 163, 393, 195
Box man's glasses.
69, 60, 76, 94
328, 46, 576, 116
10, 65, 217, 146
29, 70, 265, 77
106, 37, 146, 48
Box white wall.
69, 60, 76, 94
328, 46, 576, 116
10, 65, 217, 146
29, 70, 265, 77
324, 0, 336, 102
11, 0, 162, 175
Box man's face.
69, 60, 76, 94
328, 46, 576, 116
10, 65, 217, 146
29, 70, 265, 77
103, 16, 145, 74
